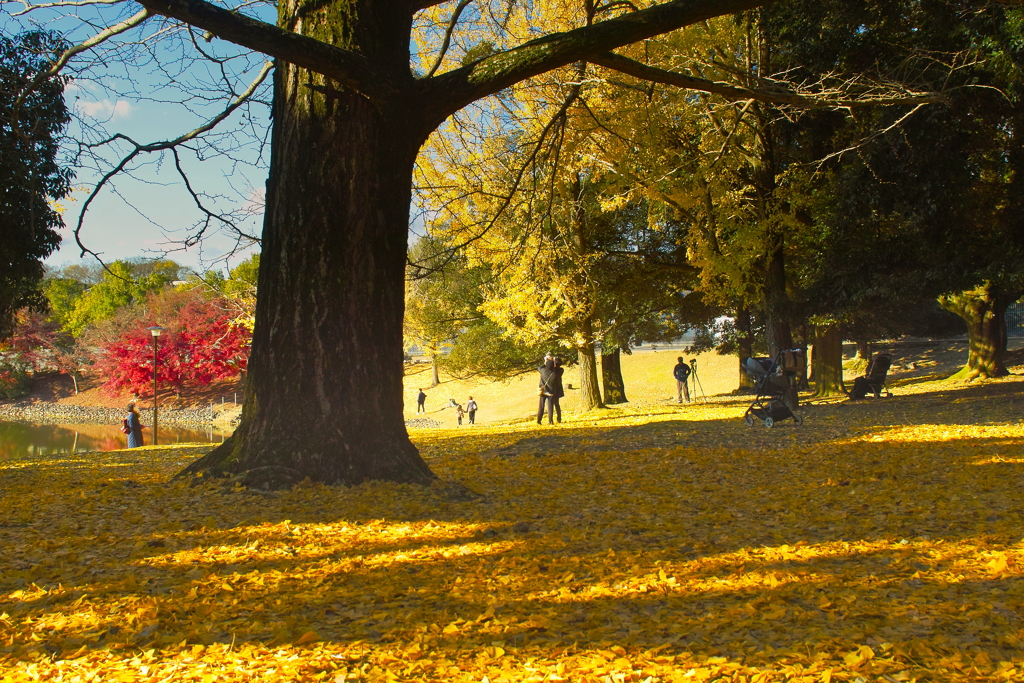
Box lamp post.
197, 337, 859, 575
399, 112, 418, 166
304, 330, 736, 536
148, 326, 164, 446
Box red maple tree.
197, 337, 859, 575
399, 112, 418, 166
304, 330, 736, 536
96, 290, 250, 396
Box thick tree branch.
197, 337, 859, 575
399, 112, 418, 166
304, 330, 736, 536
414, 0, 453, 10
590, 52, 947, 107
136, 0, 405, 101
419, 0, 772, 126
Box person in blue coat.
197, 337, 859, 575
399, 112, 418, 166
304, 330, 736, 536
125, 401, 144, 448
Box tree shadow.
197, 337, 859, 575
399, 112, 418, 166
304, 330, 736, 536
2, 382, 1022, 676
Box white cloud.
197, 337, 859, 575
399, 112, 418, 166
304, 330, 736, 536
75, 98, 135, 120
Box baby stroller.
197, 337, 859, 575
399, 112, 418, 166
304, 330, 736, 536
849, 353, 893, 400
742, 350, 805, 428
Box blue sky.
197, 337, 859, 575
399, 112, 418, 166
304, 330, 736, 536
4, 3, 272, 274
7, 0, 451, 275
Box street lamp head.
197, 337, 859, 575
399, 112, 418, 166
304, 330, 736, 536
148, 325, 164, 337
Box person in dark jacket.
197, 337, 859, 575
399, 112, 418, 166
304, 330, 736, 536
416, 388, 427, 413
549, 357, 565, 423
673, 356, 691, 403
537, 359, 557, 425
125, 401, 144, 448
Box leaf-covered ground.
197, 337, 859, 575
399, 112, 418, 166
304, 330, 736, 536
2, 373, 1023, 682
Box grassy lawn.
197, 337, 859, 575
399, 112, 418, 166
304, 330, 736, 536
1, 350, 1022, 682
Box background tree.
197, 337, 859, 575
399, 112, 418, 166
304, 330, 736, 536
64, 259, 182, 337
0, 30, 72, 339
769, 0, 1024, 382
93, 286, 250, 397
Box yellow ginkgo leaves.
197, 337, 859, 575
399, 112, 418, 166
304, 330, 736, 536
2, 371, 1024, 682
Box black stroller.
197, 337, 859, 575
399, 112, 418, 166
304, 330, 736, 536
742, 350, 805, 428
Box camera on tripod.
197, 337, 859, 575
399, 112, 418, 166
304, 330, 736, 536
687, 358, 704, 402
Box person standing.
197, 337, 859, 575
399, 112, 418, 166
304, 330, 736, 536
455, 403, 465, 425
125, 401, 144, 448
416, 388, 427, 413
549, 357, 565, 423
537, 359, 557, 425
466, 396, 477, 424
673, 356, 691, 403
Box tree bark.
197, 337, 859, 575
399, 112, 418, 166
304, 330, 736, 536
601, 347, 628, 404
856, 339, 871, 361
430, 354, 440, 387
181, 1, 433, 486
735, 307, 755, 392
763, 242, 792, 358
811, 324, 845, 396
577, 318, 604, 412
939, 282, 1021, 380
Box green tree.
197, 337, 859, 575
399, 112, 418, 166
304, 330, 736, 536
42, 277, 86, 331
65, 259, 181, 337
770, 0, 1024, 382
0, 30, 72, 338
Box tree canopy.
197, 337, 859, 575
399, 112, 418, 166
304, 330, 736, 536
0, 30, 72, 339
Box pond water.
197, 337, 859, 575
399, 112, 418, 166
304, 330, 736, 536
0, 421, 232, 460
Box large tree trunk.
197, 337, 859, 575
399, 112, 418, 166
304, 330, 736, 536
735, 307, 755, 392
181, 2, 433, 487
601, 347, 628, 404
763, 243, 792, 358
811, 324, 845, 396
577, 318, 604, 412
939, 283, 1020, 380
430, 354, 440, 387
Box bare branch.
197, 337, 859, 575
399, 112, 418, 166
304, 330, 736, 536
590, 52, 947, 108
11, 0, 124, 16
812, 103, 929, 169
425, 0, 474, 78
13, 7, 152, 116
73, 61, 273, 258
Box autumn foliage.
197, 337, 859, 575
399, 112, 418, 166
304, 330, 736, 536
1, 368, 1023, 682
94, 290, 249, 396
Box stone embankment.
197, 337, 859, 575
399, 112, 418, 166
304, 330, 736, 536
405, 417, 441, 429
0, 402, 443, 429
0, 402, 218, 428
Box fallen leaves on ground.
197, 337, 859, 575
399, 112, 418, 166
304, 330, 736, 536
1, 373, 1023, 682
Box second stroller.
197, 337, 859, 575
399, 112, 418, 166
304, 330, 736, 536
742, 350, 805, 428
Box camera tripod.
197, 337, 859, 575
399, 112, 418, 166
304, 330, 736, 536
689, 359, 707, 403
